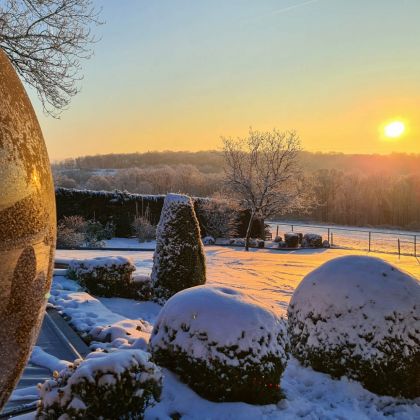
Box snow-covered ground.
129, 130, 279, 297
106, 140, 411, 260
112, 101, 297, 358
55, 246, 420, 316
104, 237, 156, 249
268, 221, 420, 256
13, 246, 420, 419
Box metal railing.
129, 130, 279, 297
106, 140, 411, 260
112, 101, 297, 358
269, 222, 419, 258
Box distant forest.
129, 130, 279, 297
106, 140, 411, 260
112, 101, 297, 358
53, 151, 420, 230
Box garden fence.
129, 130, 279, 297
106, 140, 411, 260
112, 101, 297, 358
269, 222, 419, 258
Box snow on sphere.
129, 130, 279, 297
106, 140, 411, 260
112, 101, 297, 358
150, 285, 288, 404
288, 255, 420, 398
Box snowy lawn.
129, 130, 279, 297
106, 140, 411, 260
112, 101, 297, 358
56, 246, 420, 316
16, 246, 419, 419
104, 237, 156, 249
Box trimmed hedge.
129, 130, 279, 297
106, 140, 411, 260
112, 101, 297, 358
68, 257, 151, 300
55, 187, 264, 238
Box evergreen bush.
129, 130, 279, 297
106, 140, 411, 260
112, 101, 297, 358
67, 257, 152, 300
38, 350, 162, 419
150, 286, 288, 404
151, 194, 206, 304
288, 255, 420, 398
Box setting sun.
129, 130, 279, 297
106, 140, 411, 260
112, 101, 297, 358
384, 121, 405, 138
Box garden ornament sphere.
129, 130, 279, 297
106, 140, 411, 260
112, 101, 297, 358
0, 48, 56, 409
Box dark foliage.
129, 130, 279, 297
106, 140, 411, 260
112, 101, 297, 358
151, 195, 206, 303
55, 188, 264, 239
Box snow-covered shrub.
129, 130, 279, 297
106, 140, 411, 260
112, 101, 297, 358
151, 194, 206, 304
203, 235, 215, 245
57, 216, 113, 249
322, 240, 330, 248
277, 240, 287, 248
232, 238, 262, 247
288, 255, 420, 398
84, 221, 106, 248
257, 239, 265, 248
56, 215, 86, 249
131, 274, 153, 301
232, 238, 245, 246
38, 350, 162, 419
274, 235, 282, 243
68, 257, 140, 299
150, 286, 288, 404
85, 219, 115, 245
302, 233, 323, 248
284, 232, 299, 248
132, 215, 156, 242
88, 319, 152, 350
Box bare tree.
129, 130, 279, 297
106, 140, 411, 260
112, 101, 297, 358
222, 128, 308, 250
0, 0, 101, 116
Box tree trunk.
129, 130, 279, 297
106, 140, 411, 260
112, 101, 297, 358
245, 211, 254, 251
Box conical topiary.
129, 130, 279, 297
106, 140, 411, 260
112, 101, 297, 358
151, 193, 206, 303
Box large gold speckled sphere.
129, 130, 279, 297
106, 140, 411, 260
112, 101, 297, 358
0, 48, 56, 409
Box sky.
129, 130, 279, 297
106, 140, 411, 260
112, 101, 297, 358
30, 0, 420, 160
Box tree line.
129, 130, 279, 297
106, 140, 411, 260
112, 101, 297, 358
53, 151, 420, 230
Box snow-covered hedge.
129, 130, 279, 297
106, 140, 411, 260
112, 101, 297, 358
288, 255, 420, 398
302, 233, 323, 248
284, 232, 299, 248
67, 257, 151, 300
38, 350, 162, 419
151, 194, 206, 304
150, 286, 288, 404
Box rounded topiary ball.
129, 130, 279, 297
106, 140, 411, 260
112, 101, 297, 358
288, 255, 420, 398
150, 286, 288, 404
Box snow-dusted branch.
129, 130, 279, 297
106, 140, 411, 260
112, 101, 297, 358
0, 0, 102, 116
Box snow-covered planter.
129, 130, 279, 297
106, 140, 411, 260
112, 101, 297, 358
67, 257, 143, 299
38, 350, 162, 419
150, 286, 288, 404
302, 233, 323, 248
152, 194, 206, 304
256, 239, 265, 248
284, 232, 299, 248
203, 236, 215, 245
288, 255, 420, 398
231, 238, 245, 246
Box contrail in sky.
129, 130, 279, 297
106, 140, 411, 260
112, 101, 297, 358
271, 0, 319, 15
242, 0, 320, 24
